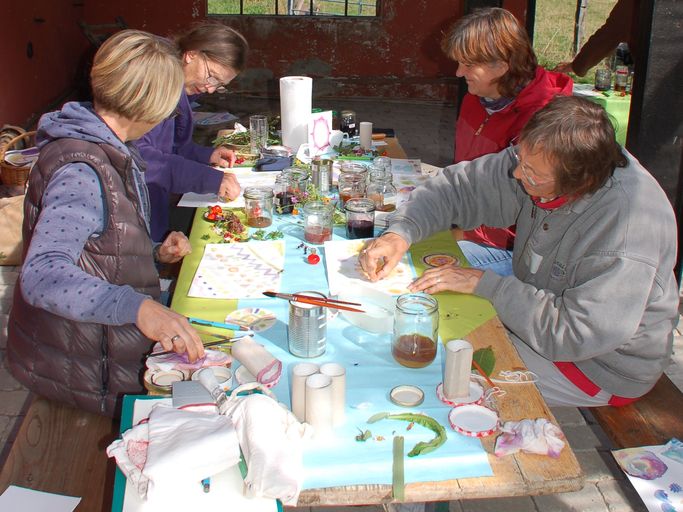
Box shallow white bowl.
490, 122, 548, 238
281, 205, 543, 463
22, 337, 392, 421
338, 286, 396, 334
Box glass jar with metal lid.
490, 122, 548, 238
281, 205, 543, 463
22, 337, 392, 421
391, 293, 439, 368
340, 110, 357, 137
367, 169, 397, 212
338, 163, 368, 206
344, 197, 375, 239
274, 168, 309, 214
243, 186, 274, 228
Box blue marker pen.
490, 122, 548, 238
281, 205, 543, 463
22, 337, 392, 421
188, 317, 249, 331
201, 477, 211, 493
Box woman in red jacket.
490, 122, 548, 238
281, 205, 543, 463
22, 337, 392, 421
442, 8, 572, 276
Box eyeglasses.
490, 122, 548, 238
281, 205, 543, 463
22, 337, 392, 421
202, 54, 229, 94
511, 145, 555, 187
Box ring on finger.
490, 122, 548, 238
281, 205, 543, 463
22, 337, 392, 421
171, 334, 181, 343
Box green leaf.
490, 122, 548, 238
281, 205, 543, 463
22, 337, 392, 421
473, 346, 496, 377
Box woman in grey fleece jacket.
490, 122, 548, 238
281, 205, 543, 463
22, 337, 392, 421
360, 96, 679, 407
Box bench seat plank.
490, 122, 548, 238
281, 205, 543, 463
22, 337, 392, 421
590, 374, 683, 449
0, 394, 117, 511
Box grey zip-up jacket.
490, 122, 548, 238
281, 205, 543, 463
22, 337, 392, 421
387, 147, 678, 398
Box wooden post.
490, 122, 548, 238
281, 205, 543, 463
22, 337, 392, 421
573, 0, 589, 55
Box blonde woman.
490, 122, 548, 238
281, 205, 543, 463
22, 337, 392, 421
8, 30, 205, 417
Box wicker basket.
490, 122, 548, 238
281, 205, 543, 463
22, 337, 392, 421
0, 131, 36, 187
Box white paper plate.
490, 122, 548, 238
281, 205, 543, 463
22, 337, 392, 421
448, 404, 499, 438
436, 381, 484, 408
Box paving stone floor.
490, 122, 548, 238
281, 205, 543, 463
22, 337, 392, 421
1, 97, 681, 511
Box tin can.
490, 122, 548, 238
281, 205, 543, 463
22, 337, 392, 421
288, 291, 327, 358
311, 157, 332, 193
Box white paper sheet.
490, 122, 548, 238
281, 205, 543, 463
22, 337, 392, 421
613, 440, 683, 512
189, 241, 286, 299
177, 169, 278, 209
0, 486, 80, 512
323, 239, 416, 296
120, 399, 276, 512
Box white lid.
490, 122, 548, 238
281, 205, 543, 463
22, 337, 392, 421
390, 385, 425, 407
448, 404, 499, 438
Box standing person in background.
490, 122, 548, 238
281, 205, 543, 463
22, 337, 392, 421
553, 0, 639, 77
7, 30, 205, 417
136, 22, 249, 242
442, 8, 572, 276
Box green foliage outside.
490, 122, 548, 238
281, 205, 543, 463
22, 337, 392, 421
208, 0, 376, 16
533, 0, 618, 83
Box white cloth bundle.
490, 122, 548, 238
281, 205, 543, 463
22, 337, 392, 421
223, 383, 313, 505
494, 418, 566, 458
107, 404, 241, 500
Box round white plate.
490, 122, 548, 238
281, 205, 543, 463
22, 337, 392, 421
448, 404, 499, 438
436, 381, 484, 408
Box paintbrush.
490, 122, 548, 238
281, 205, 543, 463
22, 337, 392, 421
262, 291, 365, 313
147, 335, 248, 358
472, 359, 497, 389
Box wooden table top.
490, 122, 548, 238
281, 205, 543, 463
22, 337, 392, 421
0, 137, 583, 509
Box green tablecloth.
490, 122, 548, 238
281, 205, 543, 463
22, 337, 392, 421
171, 210, 496, 341
573, 84, 631, 145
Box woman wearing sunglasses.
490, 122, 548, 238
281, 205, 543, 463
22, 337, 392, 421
136, 22, 249, 242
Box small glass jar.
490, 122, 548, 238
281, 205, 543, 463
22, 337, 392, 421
344, 198, 375, 239
274, 168, 308, 214
304, 201, 333, 244
391, 293, 439, 368
367, 169, 397, 212
594, 67, 612, 91
243, 186, 274, 227
338, 163, 368, 205
373, 156, 392, 172
340, 110, 357, 137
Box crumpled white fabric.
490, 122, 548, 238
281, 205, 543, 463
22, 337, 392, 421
222, 382, 313, 506
107, 404, 240, 500
494, 418, 565, 458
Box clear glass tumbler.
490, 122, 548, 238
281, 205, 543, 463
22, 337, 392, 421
249, 114, 268, 154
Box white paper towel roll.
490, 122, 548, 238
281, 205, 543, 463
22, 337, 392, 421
290, 362, 319, 422
320, 363, 345, 426
280, 76, 312, 152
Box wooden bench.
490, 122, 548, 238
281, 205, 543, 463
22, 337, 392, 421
589, 373, 683, 449
0, 394, 116, 511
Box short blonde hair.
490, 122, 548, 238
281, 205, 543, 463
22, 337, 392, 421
91, 30, 183, 123
442, 8, 537, 98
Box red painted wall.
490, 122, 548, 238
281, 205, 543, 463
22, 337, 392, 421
83, 0, 464, 101
1, 0, 528, 127
0, 1, 87, 128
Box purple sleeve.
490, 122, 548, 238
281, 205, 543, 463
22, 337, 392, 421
135, 125, 224, 196
20, 163, 147, 325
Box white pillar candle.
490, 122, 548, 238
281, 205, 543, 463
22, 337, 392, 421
359, 121, 373, 150
290, 362, 319, 422
320, 363, 346, 426
305, 373, 333, 437
443, 339, 474, 400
